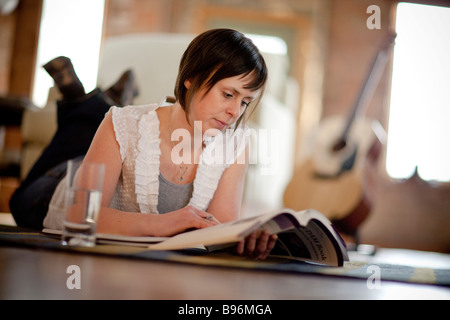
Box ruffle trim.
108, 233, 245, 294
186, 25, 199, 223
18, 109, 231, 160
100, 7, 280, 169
123, 99, 249, 213
134, 106, 161, 214
188, 126, 249, 210
188, 158, 226, 211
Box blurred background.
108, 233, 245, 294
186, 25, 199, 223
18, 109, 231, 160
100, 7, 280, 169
0, 0, 449, 253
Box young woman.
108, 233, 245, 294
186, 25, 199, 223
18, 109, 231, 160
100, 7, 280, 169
11, 29, 276, 259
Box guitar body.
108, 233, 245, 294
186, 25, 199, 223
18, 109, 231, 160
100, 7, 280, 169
283, 116, 385, 235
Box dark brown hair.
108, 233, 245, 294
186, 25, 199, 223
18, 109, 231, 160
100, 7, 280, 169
174, 29, 267, 126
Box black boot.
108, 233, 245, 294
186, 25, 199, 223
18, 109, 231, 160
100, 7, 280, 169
104, 69, 139, 106
43, 56, 86, 100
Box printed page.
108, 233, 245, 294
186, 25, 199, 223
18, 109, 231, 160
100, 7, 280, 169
269, 220, 342, 266
148, 213, 278, 250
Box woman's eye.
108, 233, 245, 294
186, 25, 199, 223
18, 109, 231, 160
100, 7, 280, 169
224, 92, 233, 99
241, 101, 250, 108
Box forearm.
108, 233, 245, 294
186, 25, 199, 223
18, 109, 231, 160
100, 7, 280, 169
96, 207, 154, 236
96, 205, 219, 237
207, 144, 249, 223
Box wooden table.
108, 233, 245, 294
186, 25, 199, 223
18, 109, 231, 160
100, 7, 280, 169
1, 244, 449, 300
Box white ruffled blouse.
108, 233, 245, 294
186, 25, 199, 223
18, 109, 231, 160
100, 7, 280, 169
43, 98, 248, 230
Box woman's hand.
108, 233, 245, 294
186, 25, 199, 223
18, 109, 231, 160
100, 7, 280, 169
97, 205, 220, 237
154, 205, 220, 237
151, 207, 278, 260
235, 230, 278, 260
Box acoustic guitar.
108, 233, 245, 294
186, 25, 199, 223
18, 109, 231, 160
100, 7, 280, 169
283, 33, 396, 237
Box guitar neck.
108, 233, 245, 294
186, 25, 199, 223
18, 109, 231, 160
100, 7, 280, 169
337, 34, 396, 147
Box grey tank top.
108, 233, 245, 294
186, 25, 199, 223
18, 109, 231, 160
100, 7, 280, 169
157, 174, 193, 214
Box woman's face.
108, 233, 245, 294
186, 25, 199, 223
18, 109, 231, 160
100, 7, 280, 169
186, 73, 261, 135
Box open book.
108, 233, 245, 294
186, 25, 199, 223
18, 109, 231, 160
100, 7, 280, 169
149, 208, 349, 267
43, 209, 349, 266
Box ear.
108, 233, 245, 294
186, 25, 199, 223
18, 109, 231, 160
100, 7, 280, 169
184, 79, 191, 89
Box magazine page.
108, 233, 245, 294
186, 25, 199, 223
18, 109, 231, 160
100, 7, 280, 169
257, 212, 297, 234
148, 212, 279, 250
268, 218, 346, 266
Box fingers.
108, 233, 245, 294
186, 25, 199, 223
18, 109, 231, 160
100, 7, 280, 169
160, 206, 221, 236
184, 206, 220, 229
245, 231, 258, 255
236, 230, 278, 260
250, 231, 274, 260
189, 206, 219, 222
236, 239, 245, 256
204, 214, 221, 224
260, 234, 278, 260
253, 231, 270, 259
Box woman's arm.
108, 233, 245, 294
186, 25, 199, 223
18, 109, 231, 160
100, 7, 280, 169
96, 205, 218, 237
206, 142, 277, 260
206, 144, 249, 223
82, 111, 122, 208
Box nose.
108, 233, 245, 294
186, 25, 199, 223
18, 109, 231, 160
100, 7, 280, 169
226, 101, 241, 119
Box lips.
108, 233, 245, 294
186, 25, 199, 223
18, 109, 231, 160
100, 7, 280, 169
214, 118, 228, 130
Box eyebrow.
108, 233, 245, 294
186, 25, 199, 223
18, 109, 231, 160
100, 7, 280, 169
229, 86, 256, 101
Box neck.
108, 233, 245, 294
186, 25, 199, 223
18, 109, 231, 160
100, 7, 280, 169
169, 103, 203, 156
170, 102, 194, 134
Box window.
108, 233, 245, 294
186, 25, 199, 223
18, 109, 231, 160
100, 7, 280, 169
32, 0, 105, 107
246, 33, 288, 55
386, 3, 450, 182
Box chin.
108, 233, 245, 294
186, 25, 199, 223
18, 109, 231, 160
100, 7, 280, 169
203, 127, 223, 138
